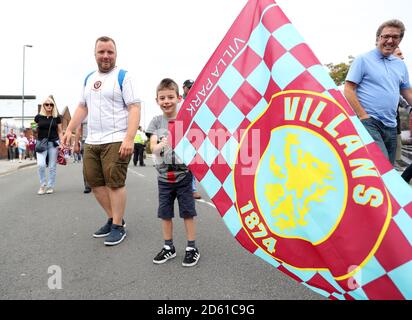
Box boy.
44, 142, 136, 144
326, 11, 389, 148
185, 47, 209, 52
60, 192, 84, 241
146, 78, 200, 267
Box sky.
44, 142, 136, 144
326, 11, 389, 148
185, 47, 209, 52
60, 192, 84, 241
1, 0, 412, 129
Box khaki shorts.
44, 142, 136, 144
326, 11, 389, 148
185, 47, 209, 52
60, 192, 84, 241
83, 142, 131, 188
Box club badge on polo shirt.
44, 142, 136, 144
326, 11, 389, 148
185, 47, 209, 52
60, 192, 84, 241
93, 81, 102, 90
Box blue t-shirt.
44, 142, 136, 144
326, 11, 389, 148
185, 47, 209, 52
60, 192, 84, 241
346, 48, 410, 127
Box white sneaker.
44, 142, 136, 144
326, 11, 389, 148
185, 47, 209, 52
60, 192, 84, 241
46, 188, 54, 194
37, 186, 46, 195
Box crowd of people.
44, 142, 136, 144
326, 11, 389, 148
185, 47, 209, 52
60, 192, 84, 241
3, 19, 412, 268
6, 128, 36, 162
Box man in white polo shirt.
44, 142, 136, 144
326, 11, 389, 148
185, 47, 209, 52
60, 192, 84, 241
63, 36, 141, 246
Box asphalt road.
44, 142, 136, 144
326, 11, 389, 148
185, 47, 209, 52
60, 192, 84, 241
0, 160, 321, 300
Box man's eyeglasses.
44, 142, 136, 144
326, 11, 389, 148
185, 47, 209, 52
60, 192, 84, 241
44, 103, 54, 107
380, 34, 401, 41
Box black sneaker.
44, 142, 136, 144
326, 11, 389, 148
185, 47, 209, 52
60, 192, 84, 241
153, 246, 176, 264
104, 224, 126, 246
182, 247, 200, 267
93, 218, 125, 238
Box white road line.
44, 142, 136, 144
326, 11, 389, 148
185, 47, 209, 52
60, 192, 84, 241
196, 198, 216, 208
128, 168, 145, 177
127, 168, 215, 208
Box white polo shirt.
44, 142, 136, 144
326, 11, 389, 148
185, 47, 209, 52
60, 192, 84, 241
80, 66, 141, 144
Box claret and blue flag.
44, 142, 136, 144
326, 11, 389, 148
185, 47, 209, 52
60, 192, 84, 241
171, 0, 412, 300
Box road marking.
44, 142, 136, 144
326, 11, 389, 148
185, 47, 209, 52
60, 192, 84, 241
127, 168, 216, 207
196, 198, 216, 208
128, 168, 145, 177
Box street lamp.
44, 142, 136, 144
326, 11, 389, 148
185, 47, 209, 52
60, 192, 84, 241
22, 44, 33, 130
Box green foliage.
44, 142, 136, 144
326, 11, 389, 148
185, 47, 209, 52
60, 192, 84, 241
326, 56, 354, 86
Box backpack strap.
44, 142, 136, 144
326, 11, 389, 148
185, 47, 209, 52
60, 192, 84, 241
83, 69, 127, 109
84, 71, 96, 87
118, 69, 127, 91
84, 69, 127, 92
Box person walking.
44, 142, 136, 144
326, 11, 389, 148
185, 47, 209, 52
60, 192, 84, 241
6, 128, 17, 162
74, 125, 91, 193
16, 132, 29, 163
147, 78, 200, 267
395, 46, 412, 184
35, 95, 63, 195
73, 138, 81, 163
344, 19, 412, 166
392, 47, 412, 166
62, 36, 141, 246
28, 134, 36, 160
133, 126, 147, 167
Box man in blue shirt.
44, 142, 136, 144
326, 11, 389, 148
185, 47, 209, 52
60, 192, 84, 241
344, 19, 412, 165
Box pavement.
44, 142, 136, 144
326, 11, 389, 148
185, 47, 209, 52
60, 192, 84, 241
0, 158, 37, 176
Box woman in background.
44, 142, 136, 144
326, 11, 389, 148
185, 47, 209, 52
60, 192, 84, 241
34, 95, 63, 195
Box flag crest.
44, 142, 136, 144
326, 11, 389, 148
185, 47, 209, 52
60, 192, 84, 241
172, 0, 412, 300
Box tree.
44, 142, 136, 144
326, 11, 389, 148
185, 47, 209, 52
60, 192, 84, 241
325, 56, 354, 86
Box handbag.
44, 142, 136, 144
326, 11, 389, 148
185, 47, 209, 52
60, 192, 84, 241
35, 118, 53, 153
57, 148, 67, 165
35, 138, 48, 153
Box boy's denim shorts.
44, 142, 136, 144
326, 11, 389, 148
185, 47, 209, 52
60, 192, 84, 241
157, 171, 197, 219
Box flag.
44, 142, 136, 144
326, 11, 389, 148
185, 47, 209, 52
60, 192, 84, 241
171, 0, 412, 300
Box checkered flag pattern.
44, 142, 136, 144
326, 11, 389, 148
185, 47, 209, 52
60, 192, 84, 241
172, 0, 412, 300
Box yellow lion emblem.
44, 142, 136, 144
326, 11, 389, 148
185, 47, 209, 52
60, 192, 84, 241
265, 133, 336, 231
